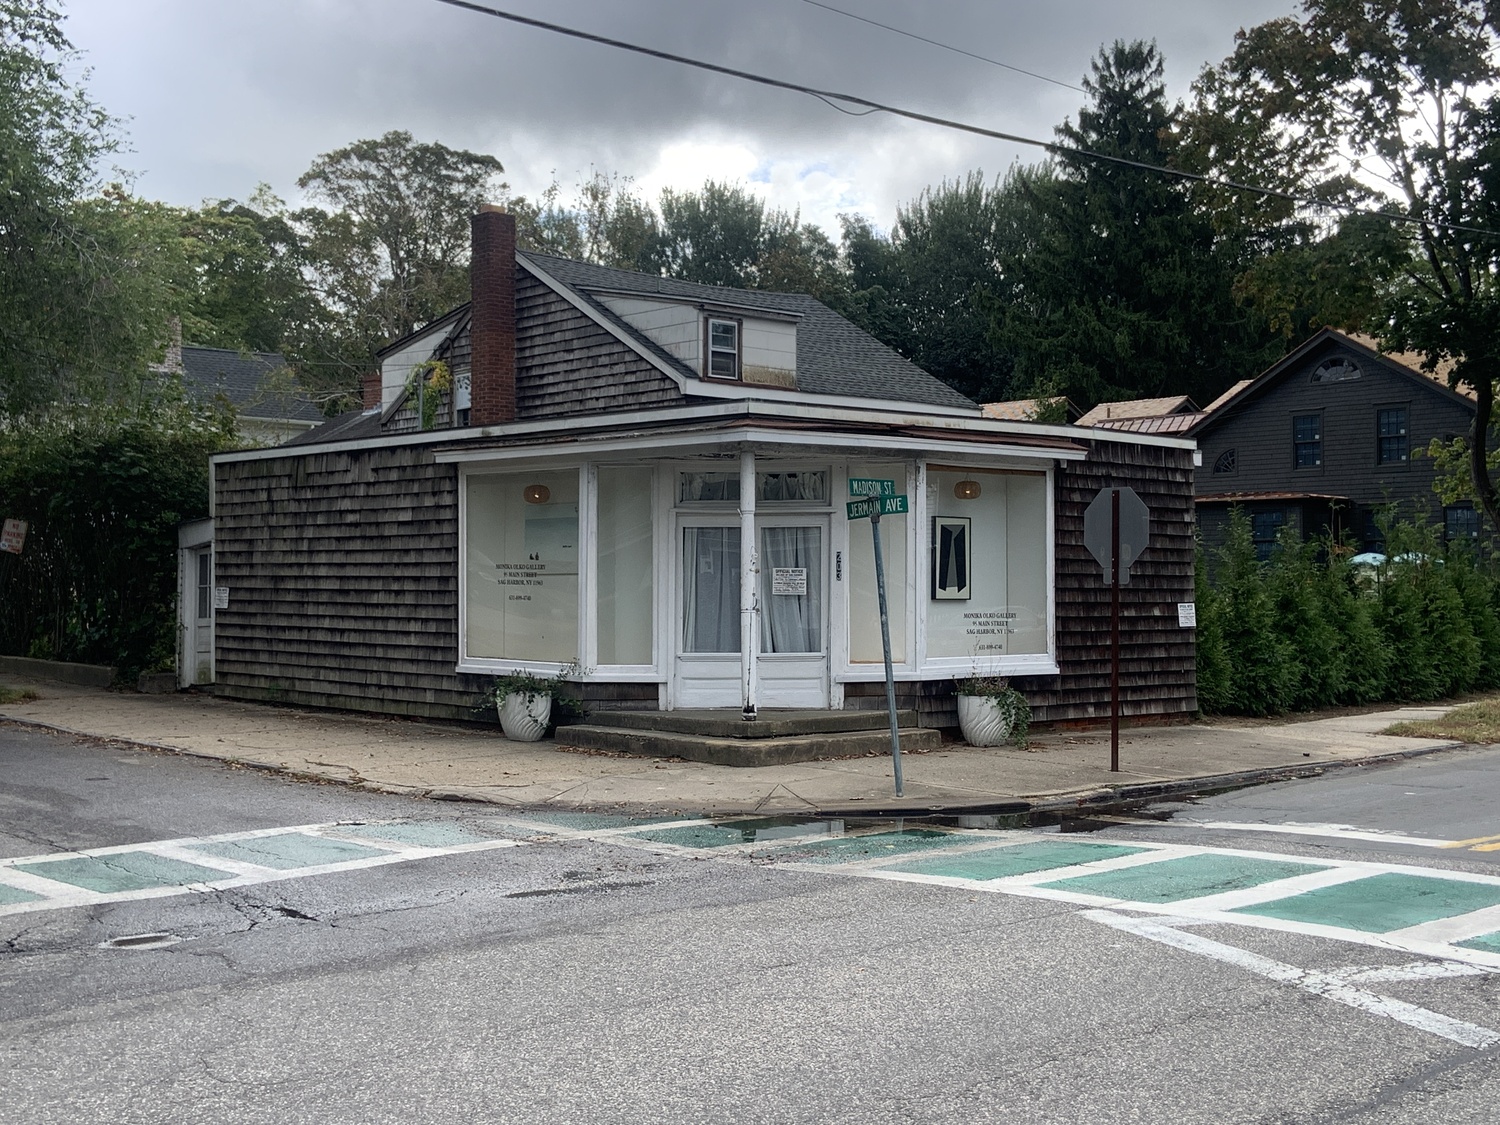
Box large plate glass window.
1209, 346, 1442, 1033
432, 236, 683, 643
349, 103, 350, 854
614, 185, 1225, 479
597, 466, 654, 665
925, 468, 1047, 659
465, 470, 579, 661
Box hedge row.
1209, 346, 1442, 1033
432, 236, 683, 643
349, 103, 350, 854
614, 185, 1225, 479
1196, 511, 1500, 716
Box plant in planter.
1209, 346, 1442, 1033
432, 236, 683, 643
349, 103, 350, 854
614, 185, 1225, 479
954, 676, 1030, 748
483, 665, 580, 742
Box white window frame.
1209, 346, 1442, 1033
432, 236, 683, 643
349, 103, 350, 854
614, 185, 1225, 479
705, 316, 741, 381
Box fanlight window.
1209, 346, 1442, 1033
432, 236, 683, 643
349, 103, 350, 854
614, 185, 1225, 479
1212, 449, 1237, 474
1311, 357, 1362, 383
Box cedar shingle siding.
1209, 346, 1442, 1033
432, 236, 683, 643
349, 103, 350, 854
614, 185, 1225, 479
513, 271, 683, 418
213, 445, 487, 719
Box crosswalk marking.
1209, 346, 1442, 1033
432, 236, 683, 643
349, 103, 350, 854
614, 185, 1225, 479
0, 822, 521, 917
1085, 909, 1500, 1050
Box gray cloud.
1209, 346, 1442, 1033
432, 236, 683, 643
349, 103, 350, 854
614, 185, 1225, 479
65, 0, 1292, 232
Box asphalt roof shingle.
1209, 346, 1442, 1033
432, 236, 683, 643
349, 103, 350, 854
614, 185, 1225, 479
180, 346, 325, 424
521, 252, 976, 410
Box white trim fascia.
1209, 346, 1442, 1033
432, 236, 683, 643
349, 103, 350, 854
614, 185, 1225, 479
433, 426, 1089, 466
920, 656, 1062, 678
587, 285, 805, 323
210, 395, 1194, 468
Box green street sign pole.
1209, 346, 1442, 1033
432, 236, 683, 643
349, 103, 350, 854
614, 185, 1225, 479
869, 507, 904, 798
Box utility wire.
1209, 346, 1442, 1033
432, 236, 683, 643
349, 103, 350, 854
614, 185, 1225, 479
800, 0, 1084, 93
430, 0, 1498, 238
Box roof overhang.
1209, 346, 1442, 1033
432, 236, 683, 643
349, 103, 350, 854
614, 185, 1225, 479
1197, 491, 1354, 504
211, 399, 1193, 466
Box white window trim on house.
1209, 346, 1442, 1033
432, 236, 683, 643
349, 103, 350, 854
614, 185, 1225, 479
705, 316, 741, 381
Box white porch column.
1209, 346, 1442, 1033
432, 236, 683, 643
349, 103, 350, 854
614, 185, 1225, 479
739, 449, 759, 719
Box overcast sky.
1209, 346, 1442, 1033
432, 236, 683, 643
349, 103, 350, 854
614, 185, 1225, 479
62, 0, 1293, 234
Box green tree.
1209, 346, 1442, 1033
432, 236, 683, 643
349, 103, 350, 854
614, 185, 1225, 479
996, 41, 1277, 409
0, 1, 181, 414
293, 130, 507, 396
649, 180, 766, 287
1186, 1, 1500, 532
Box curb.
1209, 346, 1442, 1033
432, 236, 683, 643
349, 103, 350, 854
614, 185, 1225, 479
0, 713, 1468, 819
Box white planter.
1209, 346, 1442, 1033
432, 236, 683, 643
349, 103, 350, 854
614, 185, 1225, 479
497, 692, 552, 741
957, 694, 1014, 747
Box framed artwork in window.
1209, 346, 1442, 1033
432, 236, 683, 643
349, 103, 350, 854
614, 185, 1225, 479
932, 516, 972, 600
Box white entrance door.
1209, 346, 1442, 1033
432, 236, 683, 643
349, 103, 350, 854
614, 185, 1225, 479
186, 545, 214, 685
757, 518, 828, 708
675, 522, 742, 708
672, 517, 830, 710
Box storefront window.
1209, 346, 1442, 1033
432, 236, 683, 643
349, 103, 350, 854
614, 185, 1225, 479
465, 471, 579, 662
925, 468, 1047, 659
847, 462, 907, 663
597, 467, 654, 665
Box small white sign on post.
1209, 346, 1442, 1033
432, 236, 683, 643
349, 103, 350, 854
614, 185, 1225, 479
1177, 602, 1197, 628
771, 568, 807, 596
1, 518, 27, 555
213, 587, 230, 610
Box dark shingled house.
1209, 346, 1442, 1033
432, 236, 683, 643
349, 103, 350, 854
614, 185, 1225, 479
1189, 329, 1479, 558
201, 209, 1198, 738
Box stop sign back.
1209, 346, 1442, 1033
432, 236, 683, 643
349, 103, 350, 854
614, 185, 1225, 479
1083, 487, 1150, 584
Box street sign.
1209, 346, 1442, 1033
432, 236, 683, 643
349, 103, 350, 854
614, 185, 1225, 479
846, 495, 909, 520
1083, 486, 1149, 584
848, 477, 897, 498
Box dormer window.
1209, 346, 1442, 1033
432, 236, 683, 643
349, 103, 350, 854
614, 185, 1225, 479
707, 318, 740, 380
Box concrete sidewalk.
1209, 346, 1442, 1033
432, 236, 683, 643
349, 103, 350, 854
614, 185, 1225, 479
0, 674, 1475, 815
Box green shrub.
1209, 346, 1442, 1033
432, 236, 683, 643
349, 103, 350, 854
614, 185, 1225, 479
0, 400, 236, 684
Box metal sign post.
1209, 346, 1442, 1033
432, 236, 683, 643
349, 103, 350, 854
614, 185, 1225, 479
1083, 486, 1150, 774
848, 480, 909, 797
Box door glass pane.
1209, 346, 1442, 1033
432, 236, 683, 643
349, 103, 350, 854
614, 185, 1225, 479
196, 551, 211, 620
682, 527, 740, 652
761, 527, 822, 653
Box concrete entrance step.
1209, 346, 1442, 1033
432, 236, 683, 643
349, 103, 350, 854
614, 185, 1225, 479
558, 722, 941, 768
581, 709, 921, 739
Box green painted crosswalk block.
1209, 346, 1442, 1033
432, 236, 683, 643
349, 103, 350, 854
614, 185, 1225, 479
1037, 853, 1324, 903
188, 833, 390, 870
333, 822, 494, 848
1456, 931, 1500, 953
767, 829, 956, 865
1234, 872, 1500, 933
625, 825, 759, 849
0, 882, 43, 905
888, 840, 1145, 880
16, 852, 226, 893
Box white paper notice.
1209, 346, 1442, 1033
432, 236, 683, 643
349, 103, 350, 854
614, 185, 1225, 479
213, 587, 230, 610
772, 568, 808, 596
1177, 602, 1196, 628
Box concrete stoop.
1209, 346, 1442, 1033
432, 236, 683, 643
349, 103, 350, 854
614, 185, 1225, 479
558, 708, 940, 767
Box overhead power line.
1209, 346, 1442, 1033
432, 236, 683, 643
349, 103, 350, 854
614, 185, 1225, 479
800, 0, 1084, 93
430, 0, 1498, 239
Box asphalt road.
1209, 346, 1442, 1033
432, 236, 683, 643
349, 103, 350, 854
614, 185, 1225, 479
5, 723, 1500, 1124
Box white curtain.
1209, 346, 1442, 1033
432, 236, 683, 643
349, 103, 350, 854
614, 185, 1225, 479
761, 527, 822, 653
682, 527, 740, 652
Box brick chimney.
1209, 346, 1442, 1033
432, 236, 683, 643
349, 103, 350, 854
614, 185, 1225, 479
360, 369, 381, 409
469, 206, 517, 425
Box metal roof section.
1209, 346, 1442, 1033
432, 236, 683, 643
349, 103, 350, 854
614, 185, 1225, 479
1076, 395, 1198, 427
